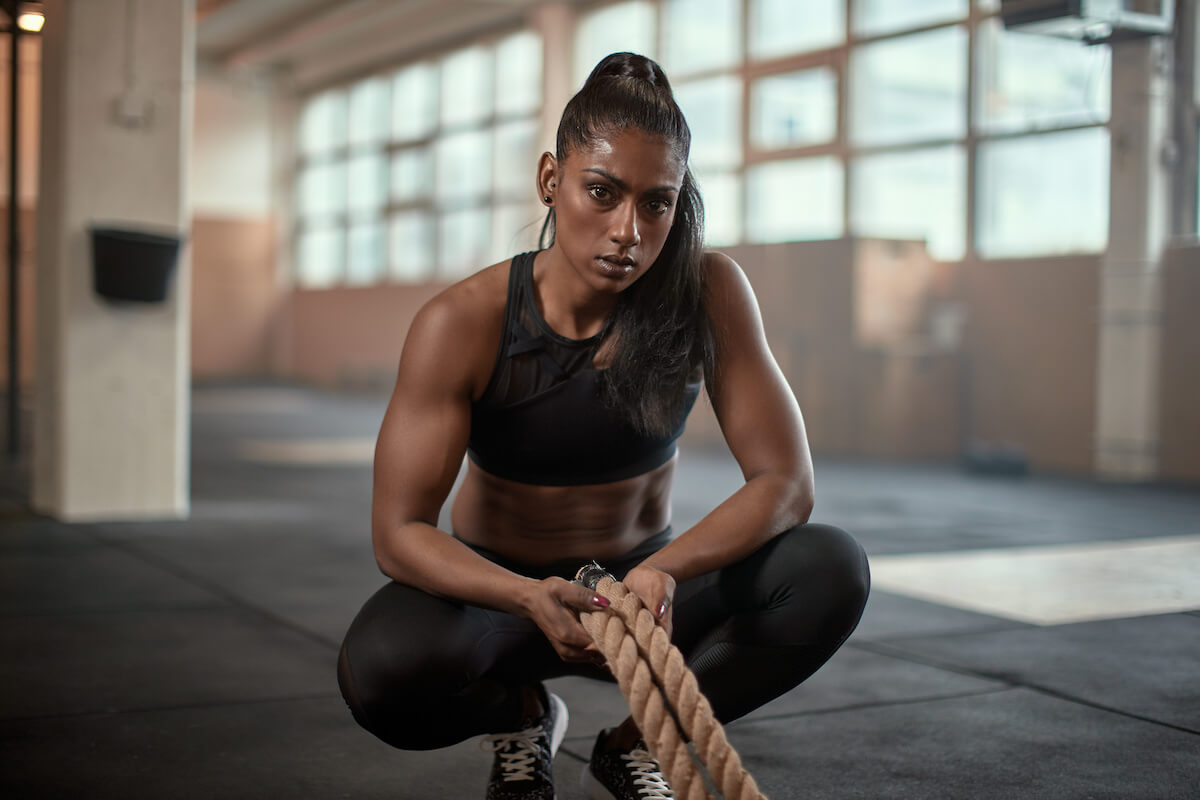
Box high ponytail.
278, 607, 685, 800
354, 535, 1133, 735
540, 52, 714, 438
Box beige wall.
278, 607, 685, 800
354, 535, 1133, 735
1159, 241, 1200, 482
964, 254, 1101, 475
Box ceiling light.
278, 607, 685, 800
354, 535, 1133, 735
17, 3, 44, 33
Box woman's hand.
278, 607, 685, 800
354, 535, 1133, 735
519, 577, 610, 664
621, 564, 677, 639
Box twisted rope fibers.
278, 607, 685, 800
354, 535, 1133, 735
575, 566, 768, 800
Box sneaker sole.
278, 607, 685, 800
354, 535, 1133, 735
547, 692, 569, 758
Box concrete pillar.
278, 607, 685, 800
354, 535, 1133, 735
1094, 35, 1172, 480
34, 0, 193, 520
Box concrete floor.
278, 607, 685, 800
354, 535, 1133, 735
1, 383, 1197, 798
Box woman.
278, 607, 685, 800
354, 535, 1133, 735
338, 52, 870, 800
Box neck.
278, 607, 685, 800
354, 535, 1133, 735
534, 247, 618, 340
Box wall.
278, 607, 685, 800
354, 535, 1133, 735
1158, 240, 1200, 482
964, 254, 1101, 474
189, 71, 282, 378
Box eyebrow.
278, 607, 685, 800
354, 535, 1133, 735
582, 168, 679, 194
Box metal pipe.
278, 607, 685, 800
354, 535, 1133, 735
6, 0, 20, 461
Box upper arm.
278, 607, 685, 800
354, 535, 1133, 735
704, 252, 813, 496
370, 294, 485, 557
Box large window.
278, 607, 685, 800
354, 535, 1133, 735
294, 30, 543, 287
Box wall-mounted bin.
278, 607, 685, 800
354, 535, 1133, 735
90, 226, 184, 303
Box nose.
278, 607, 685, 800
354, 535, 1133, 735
609, 200, 640, 248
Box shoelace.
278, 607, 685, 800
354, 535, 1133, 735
481, 726, 545, 783
621, 748, 674, 799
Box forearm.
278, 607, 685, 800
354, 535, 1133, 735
374, 521, 538, 617
639, 470, 812, 583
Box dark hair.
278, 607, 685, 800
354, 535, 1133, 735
539, 52, 714, 438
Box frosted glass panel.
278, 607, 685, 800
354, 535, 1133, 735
296, 161, 347, 223
674, 77, 742, 170
347, 222, 385, 285
442, 47, 494, 128
977, 128, 1110, 257
348, 77, 389, 148
664, 0, 741, 75
851, 145, 966, 260
746, 157, 844, 242
976, 19, 1111, 134
496, 31, 543, 115
751, 68, 838, 150
694, 169, 742, 247
851, 27, 967, 146
440, 207, 492, 278
296, 227, 345, 288
574, 1, 657, 86
436, 130, 493, 203
392, 62, 438, 142
347, 151, 388, 217
853, 0, 967, 37
494, 119, 539, 197
750, 0, 844, 58
389, 211, 435, 282
492, 203, 543, 262
391, 148, 433, 203
298, 90, 347, 156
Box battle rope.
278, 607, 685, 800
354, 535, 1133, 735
574, 563, 768, 800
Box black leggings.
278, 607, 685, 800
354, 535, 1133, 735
337, 523, 869, 751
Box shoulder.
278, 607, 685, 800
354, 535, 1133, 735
401, 259, 512, 397
700, 250, 761, 327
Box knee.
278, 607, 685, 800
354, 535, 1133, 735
766, 523, 871, 638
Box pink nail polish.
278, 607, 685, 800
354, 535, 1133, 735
656, 602, 667, 618
593, 595, 609, 607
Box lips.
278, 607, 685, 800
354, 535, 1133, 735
598, 254, 636, 270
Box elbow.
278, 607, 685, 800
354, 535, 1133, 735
787, 466, 815, 527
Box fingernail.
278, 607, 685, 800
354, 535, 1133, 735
593, 595, 609, 608
656, 602, 667, 618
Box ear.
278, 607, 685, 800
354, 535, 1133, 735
536, 152, 558, 207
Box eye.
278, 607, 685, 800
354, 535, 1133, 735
646, 198, 673, 215
588, 185, 614, 202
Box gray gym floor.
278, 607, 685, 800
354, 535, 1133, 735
2, 383, 1197, 798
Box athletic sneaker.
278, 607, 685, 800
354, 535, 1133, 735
481, 685, 569, 799
580, 729, 675, 799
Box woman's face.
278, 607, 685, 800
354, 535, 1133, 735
545, 127, 686, 294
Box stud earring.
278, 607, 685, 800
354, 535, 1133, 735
544, 195, 552, 203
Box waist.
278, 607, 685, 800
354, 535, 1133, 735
455, 526, 675, 581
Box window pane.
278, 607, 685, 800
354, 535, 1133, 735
392, 62, 438, 142
977, 128, 1110, 258
347, 222, 385, 285
296, 227, 345, 288
746, 157, 844, 242
694, 169, 742, 247
389, 211, 435, 281
436, 130, 492, 204
441, 46, 493, 128
751, 68, 838, 150
674, 76, 742, 170
851, 27, 967, 146
852, 0, 967, 37
494, 119, 539, 197
851, 145, 965, 261
298, 90, 347, 156
574, 1, 657, 86
750, 0, 844, 59
664, 0, 741, 75
296, 161, 347, 223
440, 207, 491, 278
347, 151, 388, 218
492, 203, 543, 262
975, 19, 1111, 134
496, 31, 543, 116
391, 147, 433, 203
348, 78, 389, 148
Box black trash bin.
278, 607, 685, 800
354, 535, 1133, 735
90, 226, 184, 303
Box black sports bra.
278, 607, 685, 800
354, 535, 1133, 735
467, 251, 701, 486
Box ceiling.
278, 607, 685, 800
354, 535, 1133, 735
196, 0, 560, 89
